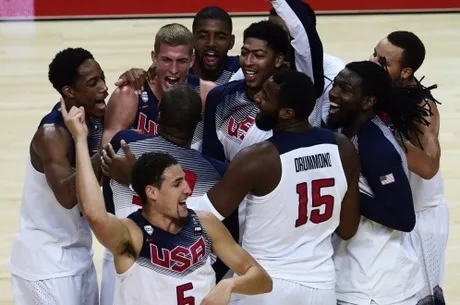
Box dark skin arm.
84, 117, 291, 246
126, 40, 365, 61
32, 124, 103, 209
101, 86, 138, 147
207, 142, 280, 218
101, 141, 136, 185
400, 99, 441, 179
335, 133, 361, 240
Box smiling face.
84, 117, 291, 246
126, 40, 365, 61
66, 59, 108, 118
254, 76, 280, 131
147, 164, 192, 220
193, 19, 234, 72
327, 68, 365, 130
369, 38, 405, 82
152, 43, 195, 93
240, 38, 283, 91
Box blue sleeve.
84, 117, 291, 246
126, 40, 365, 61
280, 0, 324, 99
102, 177, 115, 214
202, 85, 226, 162
110, 129, 153, 152
202, 155, 227, 177
358, 125, 415, 232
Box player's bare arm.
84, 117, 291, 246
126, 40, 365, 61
102, 86, 138, 146
335, 132, 360, 240
207, 142, 280, 218
199, 79, 217, 107
32, 124, 103, 209
402, 99, 441, 179
62, 100, 140, 273
198, 211, 272, 303
114, 66, 156, 92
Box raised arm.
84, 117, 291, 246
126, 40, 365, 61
101, 86, 138, 146
270, 0, 324, 97
61, 101, 133, 256
335, 133, 360, 240
198, 211, 272, 303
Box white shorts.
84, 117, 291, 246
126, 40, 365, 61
409, 201, 449, 304
11, 263, 98, 305
230, 278, 336, 305
338, 295, 417, 305
100, 251, 116, 305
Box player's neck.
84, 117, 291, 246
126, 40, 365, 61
192, 62, 223, 82
401, 77, 418, 87
273, 120, 312, 133
342, 112, 375, 137
158, 129, 192, 148
141, 208, 183, 234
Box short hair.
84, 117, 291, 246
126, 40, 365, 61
192, 6, 233, 33
154, 23, 194, 56
387, 31, 426, 74
243, 20, 289, 57
158, 84, 202, 136
346, 61, 431, 143
131, 152, 179, 204
48, 47, 94, 94
269, 1, 317, 25
272, 70, 316, 120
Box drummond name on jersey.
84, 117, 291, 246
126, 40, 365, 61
294, 153, 332, 172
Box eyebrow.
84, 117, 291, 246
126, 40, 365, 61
85, 72, 104, 85
172, 177, 184, 184
241, 47, 268, 54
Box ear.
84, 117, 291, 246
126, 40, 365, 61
145, 185, 159, 202
279, 107, 295, 120
275, 53, 285, 69
151, 50, 157, 65
229, 34, 235, 50
190, 53, 196, 68
62, 86, 75, 99
400, 67, 413, 81
362, 96, 376, 111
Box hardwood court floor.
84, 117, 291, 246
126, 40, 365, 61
0, 13, 459, 304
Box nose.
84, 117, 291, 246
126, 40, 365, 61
369, 55, 379, 65
329, 84, 340, 100
169, 61, 179, 75
242, 53, 254, 67
208, 36, 216, 48
183, 181, 192, 197
99, 80, 108, 95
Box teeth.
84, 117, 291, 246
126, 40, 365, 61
205, 51, 217, 56
246, 71, 255, 76
166, 77, 178, 81
330, 102, 340, 108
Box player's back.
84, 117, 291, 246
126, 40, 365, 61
10, 102, 94, 280
242, 128, 347, 289
131, 75, 203, 151
114, 209, 215, 305
105, 129, 226, 219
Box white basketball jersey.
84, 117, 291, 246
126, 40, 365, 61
334, 117, 424, 304
242, 129, 347, 289
114, 209, 215, 305
409, 170, 445, 212
10, 158, 93, 280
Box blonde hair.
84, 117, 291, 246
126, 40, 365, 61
154, 23, 194, 56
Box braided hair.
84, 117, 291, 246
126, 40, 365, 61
346, 61, 435, 147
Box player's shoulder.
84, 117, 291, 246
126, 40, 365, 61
35, 102, 71, 144
269, 128, 338, 155
208, 79, 245, 97
358, 118, 401, 160
224, 55, 240, 72
235, 140, 278, 165
200, 154, 228, 176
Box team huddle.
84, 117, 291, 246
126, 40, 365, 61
9, 0, 449, 305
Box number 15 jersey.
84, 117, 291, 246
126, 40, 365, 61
242, 128, 347, 289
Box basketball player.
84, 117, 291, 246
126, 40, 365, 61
327, 61, 432, 305
102, 23, 216, 151
370, 31, 448, 305
202, 20, 290, 162
62, 100, 273, 305
197, 70, 360, 305
230, 0, 345, 128
9, 47, 107, 305
99, 85, 228, 305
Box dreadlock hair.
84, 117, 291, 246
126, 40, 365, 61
346, 61, 433, 146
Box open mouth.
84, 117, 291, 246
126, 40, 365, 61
165, 76, 180, 88
178, 201, 187, 208
203, 50, 219, 66
329, 101, 341, 114
94, 99, 106, 111
243, 69, 257, 82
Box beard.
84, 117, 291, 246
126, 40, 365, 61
255, 111, 278, 131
